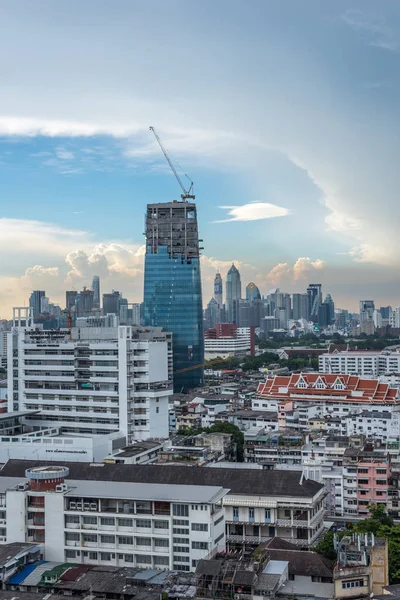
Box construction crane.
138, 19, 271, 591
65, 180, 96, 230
149, 126, 195, 201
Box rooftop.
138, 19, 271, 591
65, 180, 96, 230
0, 460, 324, 499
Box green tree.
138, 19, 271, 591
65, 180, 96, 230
208, 422, 245, 462
355, 503, 393, 534
313, 529, 350, 561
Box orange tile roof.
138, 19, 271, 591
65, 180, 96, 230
256, 373, 399, 404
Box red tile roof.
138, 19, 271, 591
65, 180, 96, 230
257, 373, 399, 404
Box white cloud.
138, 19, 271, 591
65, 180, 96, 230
266, 258, 325, 287
341, 9, 398, 52
293, 257, 325, 280
55, 147, 74, 160
216, 202, 291, 223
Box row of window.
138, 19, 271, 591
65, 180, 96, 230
233, 508, 271, 520
65, 550, 169, 565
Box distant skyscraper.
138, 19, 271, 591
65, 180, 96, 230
75, 288, 94, 313
29, 290, 45, 318
92, 276, 100, 310
214, 272, 223, 307
292, 293, 309, 321
143, 201, 204, 392
307, 284, 322, 322
103, 291, 121, 315
359, 300, 375, 322
204, 297, 221, 329
226, 264, 241, 323
66, 290, 78, 311
323, 294, 335, 324
40, 296, 50, 314
246, 282, 261, 302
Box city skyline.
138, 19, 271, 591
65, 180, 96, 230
2, 1, 400, 314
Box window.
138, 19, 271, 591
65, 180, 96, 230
118, 536, 133, 545
312, 576, 321, 582
125, 554, 134, 562
192, 541, 208, 550
65, 549, 76, 558
136, 537, 151, 546
173, 528, 189, 535
100, 535, 115, 544
154, 556, 169, 566
136, 554, 152, 564
249, 508, 255, 520
173, 519, 189, 526
215, 533, 224, 544
173, 546, 190, 553
89, 552, 98, 560
192, 559, 198, 568
377, 468, 387, 475
342, 580, 364, 589
265, 509, 271, 521
154, 520, 169, 529
233, 507, 239, 519
65, 515, 80, 524
173, 537, 189, 544
192, 523, 208, 532
174, 564, 190, 571
173, 504, 189, 517
215, 515, 224, 526
135, 519, 151, 528
155, 538, 169, 547
100, 517, 115, 526
118, 518, 133, 528
100, 553, 114, 561
83, 516, 97, 525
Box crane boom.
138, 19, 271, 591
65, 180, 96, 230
149, 126, 195, 201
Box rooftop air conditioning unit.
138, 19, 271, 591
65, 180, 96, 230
83, 503, 90, 510
69, 502, 77, 509
56, 483, 68, 493
17, 482, 28, 491
76, 503, 83, 510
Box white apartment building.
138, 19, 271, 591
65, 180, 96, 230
204, 327, 253, 360
319, 349, 400, 378
8, 308, 172, 443
0, 460, 325, 555
1, 465, 227, 572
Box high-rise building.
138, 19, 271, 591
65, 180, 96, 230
323, 294, 335, 324
103, 291, 121, 315
292, 293, 309, 321
380, 306, 393, 320
75, 288, 94, 313
29, 290, 45, 318
66, 290, 78, 311
307, 284, 322, 322
92, 275, 100, 310
246, 282, 261, 302
226, 264, 241, 323
214, 272, 223, 307
360, 300, 375, 322
8, 309, 172, 442
40, 296, 49, 314
143, 201, 204, 392
204, 297, 222, 329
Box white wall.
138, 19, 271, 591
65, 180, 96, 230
6, 490, 26, 542
44, 493, 65, 561
148, 342, 168, 382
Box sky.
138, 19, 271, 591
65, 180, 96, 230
1, 0, 400, 316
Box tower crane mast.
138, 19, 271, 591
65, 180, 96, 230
149, 126, 195, 201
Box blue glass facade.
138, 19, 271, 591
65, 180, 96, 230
143, 202, 204, 392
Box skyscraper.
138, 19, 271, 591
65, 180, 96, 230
360, 300, 375, 322
143, 201, 204, 392
323, 293, 335, 324
92, 275, 100, 310
292, 293, 309, 321
29, 290, 45, 318
307, 284, 322, 322
214, 272, 223, 307
66, 290, 78, 311
226, 264, 241, 323
246, 282, 261, 302
103, 291, 121, 315
75, 288, 94, 313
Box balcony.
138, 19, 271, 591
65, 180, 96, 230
276, 518, 308, 528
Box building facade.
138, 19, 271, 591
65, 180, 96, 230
143, 201, 204, 392
225, 264, 241, 323
8, 310, 172, 443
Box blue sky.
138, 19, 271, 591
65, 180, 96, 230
1, 0, 400, 315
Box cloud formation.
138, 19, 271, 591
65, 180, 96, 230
216, 202, 291, 223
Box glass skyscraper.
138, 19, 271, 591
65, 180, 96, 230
143, 201, 204, 392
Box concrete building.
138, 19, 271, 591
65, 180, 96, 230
226, 264, 241, 324
292, 293, 309, 321
214, 272, 223, 307
103, 290, 121, 316
319, 348, 400, 377
92, 275, 100, 310
0, 464, 228, 572
8, 308, 172, 443
29, 291, 45, 318
307, 284, 322, 322
0, 460, 325, 552
360, 300, 375, 322
204, 324, 255, 360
